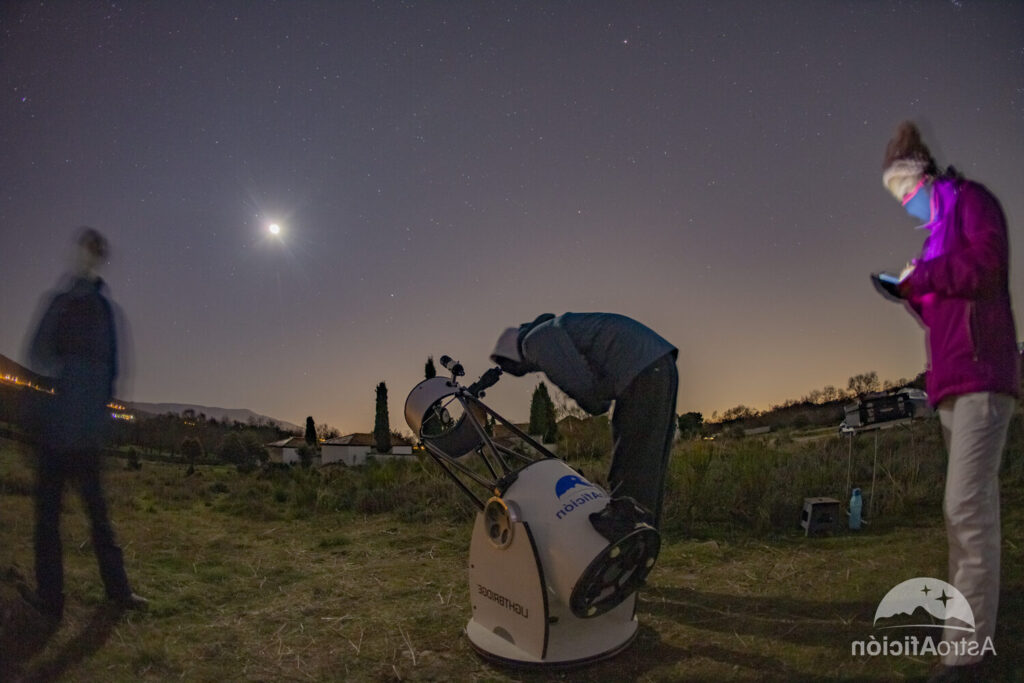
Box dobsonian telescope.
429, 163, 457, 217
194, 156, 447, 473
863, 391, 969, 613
404, 356, 660, 667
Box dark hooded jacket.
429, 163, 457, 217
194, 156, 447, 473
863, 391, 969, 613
509, 312, 676, 415
28, 276, 119, 450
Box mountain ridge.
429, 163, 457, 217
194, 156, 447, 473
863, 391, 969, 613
1, 352, 301, 433
128, 402, 302, 433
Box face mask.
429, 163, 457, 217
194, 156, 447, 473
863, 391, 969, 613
902, 180, 932, 222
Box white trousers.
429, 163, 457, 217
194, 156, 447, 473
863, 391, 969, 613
938, 392, 1015, 665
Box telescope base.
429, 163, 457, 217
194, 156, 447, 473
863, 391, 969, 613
466, 499, 642, 668
466, 612, 638, 668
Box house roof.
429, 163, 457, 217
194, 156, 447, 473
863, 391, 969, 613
323, 433, 374, 447
324, 433, 413, 447
267, 437, 307, 448
492, 423, 530, 439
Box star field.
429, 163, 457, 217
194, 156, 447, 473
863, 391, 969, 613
1, 1, 1022, 431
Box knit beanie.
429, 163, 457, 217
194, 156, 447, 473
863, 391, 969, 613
881, 121, 937, 200
490, 327, 522, 365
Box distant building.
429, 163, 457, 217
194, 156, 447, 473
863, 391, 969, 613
321, 433, 414, 466
266, 437, 309, 465
491, 422, 531, 441
491, 420, 560, 454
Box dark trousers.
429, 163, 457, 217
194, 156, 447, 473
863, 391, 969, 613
34, 448, 131, 615
608, 353, 679, 527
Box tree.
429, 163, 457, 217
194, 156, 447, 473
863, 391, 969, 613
543, 410, 558, 444
305, 416, 317, 446
529, 382, 546, 435
316, 423, 341, 441
720, 405, 758, 422
847, 371, 881, 397
425, 356, 436, 379
374, 381, 391, 453
528, 382, 558, 443
181, 436, 203, 475
218, 432, 252, 471
241, 432, 268, 467
677, 412, 704, 439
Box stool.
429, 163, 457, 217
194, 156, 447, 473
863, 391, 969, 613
800, 497, 840, 536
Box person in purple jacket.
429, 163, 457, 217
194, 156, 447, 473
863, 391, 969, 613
878, 121, 1019, 681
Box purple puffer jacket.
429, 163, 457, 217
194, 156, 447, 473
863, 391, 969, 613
903, 177, 1019, 406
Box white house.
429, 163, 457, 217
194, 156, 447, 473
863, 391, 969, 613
266, 437, 309, 465
321, 433, 414, 466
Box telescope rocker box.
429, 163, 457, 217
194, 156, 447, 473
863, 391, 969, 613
405, 372, 661, 667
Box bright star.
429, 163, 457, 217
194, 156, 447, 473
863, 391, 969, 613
268, 223, 281, 235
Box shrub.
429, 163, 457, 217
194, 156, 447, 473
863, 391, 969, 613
663, 418, 952, 536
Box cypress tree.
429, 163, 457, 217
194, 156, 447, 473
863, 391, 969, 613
542, 389, 558, 444
305, 416, 317, 446
529, 382, 558, 442
374, 382, 391, 453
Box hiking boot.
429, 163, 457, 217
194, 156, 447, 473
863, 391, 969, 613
589, 496, 656, 543
110, 592, 149, 611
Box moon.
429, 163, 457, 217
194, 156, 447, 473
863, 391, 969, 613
268, 223, 281, 235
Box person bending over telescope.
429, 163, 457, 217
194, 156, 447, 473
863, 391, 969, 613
490, 312, 678, 528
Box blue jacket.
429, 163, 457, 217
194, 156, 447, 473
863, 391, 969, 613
516, 313, 676, 415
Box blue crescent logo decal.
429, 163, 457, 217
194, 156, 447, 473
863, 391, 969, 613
555, 474, 591, 498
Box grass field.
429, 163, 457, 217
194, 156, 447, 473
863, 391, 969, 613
2, 435, 1023, 682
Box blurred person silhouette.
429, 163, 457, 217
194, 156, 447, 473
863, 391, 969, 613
490, 313, 678, 531
23, 227, 146, 621
875, 122, 1018, 681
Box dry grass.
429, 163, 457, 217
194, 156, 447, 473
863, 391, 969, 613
2, 435, 1023, 681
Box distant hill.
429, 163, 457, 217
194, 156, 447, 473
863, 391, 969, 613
0, 352, 300, 433
0, 353, 51, 390
129, 402, 302, 433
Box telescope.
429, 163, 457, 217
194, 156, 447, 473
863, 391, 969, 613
405, 360, 660, 667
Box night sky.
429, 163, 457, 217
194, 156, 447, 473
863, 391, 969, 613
2, 1, 1022, 434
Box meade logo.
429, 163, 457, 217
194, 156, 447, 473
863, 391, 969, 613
553, 474, 604, 521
